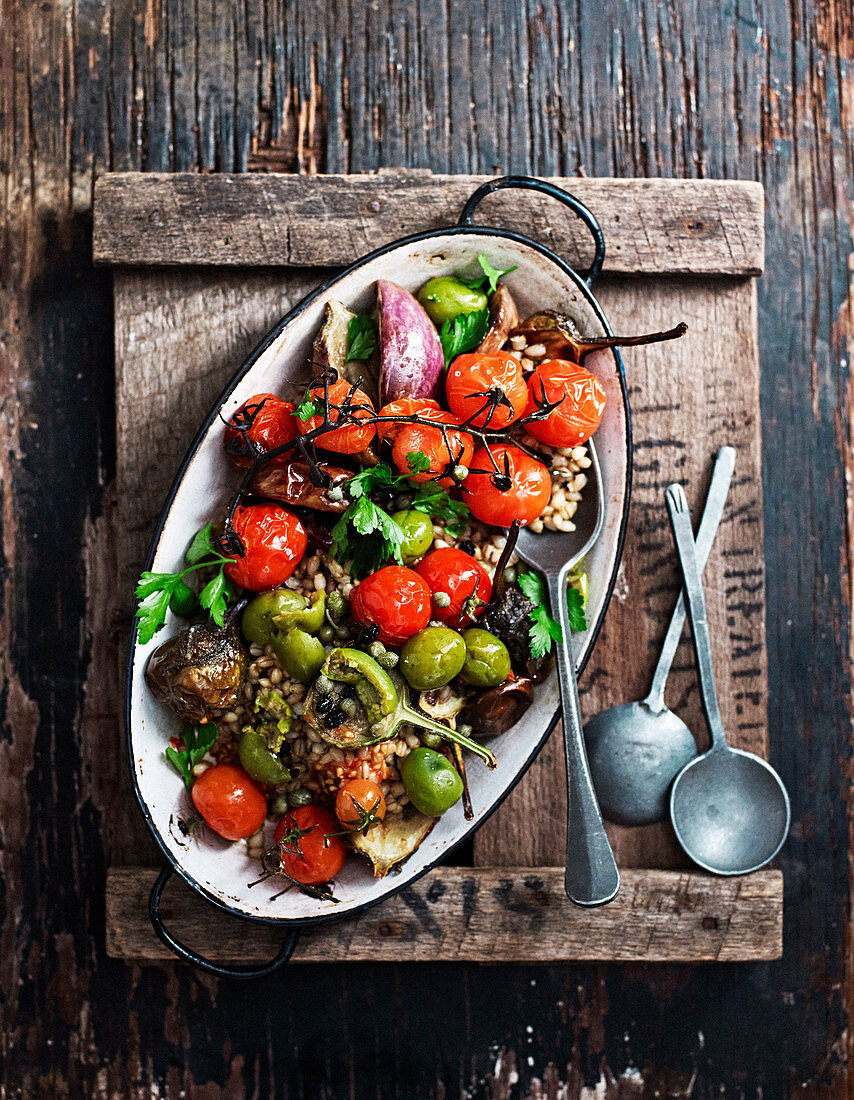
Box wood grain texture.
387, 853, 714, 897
475, 276, 766, 869
107, 866, 784, 963
2, 0, 852, 1095
93, 172, 766, 276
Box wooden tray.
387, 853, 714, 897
97, 170, 782, 963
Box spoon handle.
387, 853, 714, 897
646, 446, 736, 711
666, 485, 729, 751
547, 571, 620, 906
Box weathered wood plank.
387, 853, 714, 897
474, 276, 767, 869
107, 865, 784, 963
93, 172, 765, 276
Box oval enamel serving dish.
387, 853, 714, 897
127, 178, 632, 972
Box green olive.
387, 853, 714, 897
400, 627, 466, 691
272, 628, 326, 683
238, 727, 291, 786
401, 747, 463, 816
391, 510, 434, 564
417, 277, 488, 327
169, 579, 200, 618
242, 589, 307, 645
459, 628, 511, 687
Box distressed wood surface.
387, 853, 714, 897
3, 0, 853, 1096
93, 172, 766, 275
108, 866, 784, 964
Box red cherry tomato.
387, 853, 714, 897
525, 359, 607, 447
391, 419, 474, 487
223, 393, 298, 468
445, 352, 528, 429
223, 503, 307, 591
335, 779, 387, 829
192, 764, 267, 841
414, 547, 492, 628
376, 397, 445, 443
349, 565, 432, 645
273, 806, 347, 885
465, 444, 552, 527
297, 378, 376, 454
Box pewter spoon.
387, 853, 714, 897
584, 446, 736, 826
515, 441, 619, 906
666, 483, 790, 874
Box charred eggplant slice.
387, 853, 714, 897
145, 621, 247, 723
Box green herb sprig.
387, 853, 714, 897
517, 570, 588, 659
464, 253, 519, 295
346, 314, 377, 362
165, 722, 217, 790
135, 522, 236, 644
439, 309, 489, 365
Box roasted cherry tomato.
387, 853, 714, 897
297, 378, 376, 454
376, 396, 445, 443
414, 547, 492, 629
223, 393, 298, 468
445, 352, 528, 429
335, 779, 387, 829
223, 503, 307, 591
349, 565, 432, 645
191, 763, 268, 841
273, 805, 347, 885
464, 444, 552, 527
391, 418, 474, 487
526, 359, 607, 447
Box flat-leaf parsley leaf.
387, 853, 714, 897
517, 570, 588, 658
439, 309, 490, 365
165, 722, 217, 790
346, 315, 377, 362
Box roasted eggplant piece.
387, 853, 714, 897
312, 299, 380, 402
145, 621, 247, 723
350, 807, 437, 877
250, 459, 351, 513
513, 310, 688, 362
463, 678, 534, 737
477, 285, 520, 354
480, 584, 538, 671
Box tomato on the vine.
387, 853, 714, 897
223, 503, 307, 591
445, 352, 528, 429
191, 764, 268, 841
335, 779, 387, 830
464, 444, 552, 527
391, 418, 474, 487
349, 565, 432, 645
525, 359, 607, 447
223, 393, 298, 468
273, 806, 346, 885
415, 547, 492, 628
376, 396, 445, 443
297, 378, 376, 454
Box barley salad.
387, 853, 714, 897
136, 256, 676, 902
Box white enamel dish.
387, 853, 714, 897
127, 178, 632, 976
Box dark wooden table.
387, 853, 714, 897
2, 2, 851, 1096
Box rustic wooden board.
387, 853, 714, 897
108, 172, 772, 962
5, 0, 850, 1093
108, 866, 783, 963
93, 172, 765, 276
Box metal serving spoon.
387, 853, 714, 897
584, 446, 736, 826
666, 483, 791, 874
515, 441, 619, 906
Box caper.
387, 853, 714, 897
369, 640, 387, 659
420, 731, 443, 749
318, 622, 335, 644
376, 650, 399, 670
272, 794, 290, 815
340, 698, 358, 716
288, 788, 313, 808
315, 673, 334, 695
